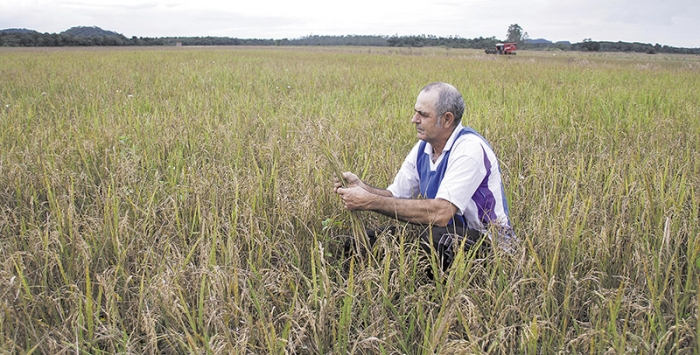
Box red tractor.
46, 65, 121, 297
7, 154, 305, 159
485, 42, 517, 55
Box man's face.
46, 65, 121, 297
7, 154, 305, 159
411, 90, 442, 143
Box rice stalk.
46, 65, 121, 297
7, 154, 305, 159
318, 129, 376, 268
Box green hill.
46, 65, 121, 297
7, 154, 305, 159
0, 28, 39, 34
60, 26, 123, 37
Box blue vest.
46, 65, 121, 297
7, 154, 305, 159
416, 127, 510, 227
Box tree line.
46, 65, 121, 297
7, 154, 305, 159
1, 31, 698, 55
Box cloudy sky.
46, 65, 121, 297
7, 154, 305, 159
2, 0, 699, 47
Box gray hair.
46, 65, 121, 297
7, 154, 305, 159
420, 82, 465, 123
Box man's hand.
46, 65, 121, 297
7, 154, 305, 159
334, 171, 371, 210
333, 172, 365, 193
331, 171, 457, 226
336, 186, 373, 210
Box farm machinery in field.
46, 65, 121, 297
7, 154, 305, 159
485, 42, 517, 55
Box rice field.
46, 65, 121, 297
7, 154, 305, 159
0, 46, 699, 354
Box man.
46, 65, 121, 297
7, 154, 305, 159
334, 82, 514, 270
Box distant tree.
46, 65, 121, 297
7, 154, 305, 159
521, 31, 529, 48
580, 38, 600, 51
506, 24, 523, 43
19, 34, 34, 46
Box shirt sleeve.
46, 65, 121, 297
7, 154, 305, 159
434, 137, 487, 215
386, 142, 421, 198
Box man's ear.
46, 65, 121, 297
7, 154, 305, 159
444, 112, 455, 127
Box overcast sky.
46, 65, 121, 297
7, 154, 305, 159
2, 0, 699, 48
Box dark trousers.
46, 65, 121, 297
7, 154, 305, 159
343, 224, 488, 272
419, 225, 489, 272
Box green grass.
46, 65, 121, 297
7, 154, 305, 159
1, 46, 699, 354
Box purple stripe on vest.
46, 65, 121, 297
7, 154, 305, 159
473, 146, 498, 225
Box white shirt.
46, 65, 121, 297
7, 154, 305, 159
387, 123, 511, 232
